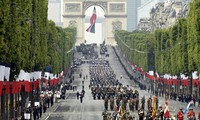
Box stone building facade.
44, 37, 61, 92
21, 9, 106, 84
138, 0, 191, 32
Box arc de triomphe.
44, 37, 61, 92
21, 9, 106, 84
63, 0, 127, 46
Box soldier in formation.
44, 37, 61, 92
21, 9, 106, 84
187, 108, 196, 120
89, 59, 141, 119
138, 107, 145, 120
177, 108, 184, 120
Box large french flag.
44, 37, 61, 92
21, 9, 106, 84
86, 6, 97, 33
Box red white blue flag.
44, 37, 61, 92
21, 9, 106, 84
86, 7, 96, 33
183, 100, 194, 114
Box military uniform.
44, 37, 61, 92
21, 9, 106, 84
138, 108, 145, 120
104, 97, 108, 110
141, 96, 145, 109
177, 108, 184, 120
135, 97, 139, 111
147, 97, 152, 110
145, 110, 153, 120
158, 106, 164, 120
126, 112, 133, 120
102, 111, 108, 120
110, 97, 114, 110
107, 113, 112, 120
129, 97, 133, 111
187, 108, 196, 120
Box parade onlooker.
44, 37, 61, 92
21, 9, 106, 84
33, 106, 37, 120
39, 103, 42, 117
21, 108, 25, 120
14, 108, 18, 120
43, 102, 47, 113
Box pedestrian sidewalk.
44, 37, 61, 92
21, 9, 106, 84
16, 101, 60, 120
38, 101, 60, 120
38, 91, 70, 120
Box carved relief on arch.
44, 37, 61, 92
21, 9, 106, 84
65, 3, 81, 12
109, 3, 125, 12
68, 20, 77, 27
112, 20, 122, 32
83, 1, 107, 13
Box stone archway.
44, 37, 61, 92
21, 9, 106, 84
63, 0, 127, 46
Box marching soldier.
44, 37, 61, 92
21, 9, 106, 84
141, 96, 145, 109
102, 110, 108, 120
122, 96, 127, 110
147, 96, 152, 110
110, 96, 114, 110
107, 113, 112, 120
126, 111, 133, 120
177, 108, 184, 120
104, 96, 109, 110
93, 92, 96, 100
158, 105, 164, 120
138, 107, 145, 120
132, 98, 136, 112
135, 97, 139, 111
146, 110, 153, 120
116, 96, 120, 110
187, 108, 196, 120
129, 97, 133, 111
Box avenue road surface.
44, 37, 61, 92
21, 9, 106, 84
45, 46, 200, 120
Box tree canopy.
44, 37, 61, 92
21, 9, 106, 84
115, 0, 200, 76
0, 0, 76, 79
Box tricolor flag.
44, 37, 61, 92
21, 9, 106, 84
33, 71, 41, 90
183, 100, 194, 114
86, 6, 96, 33
4, 66, 10, 94
192, 71, 199, 86
24, 72, 31, 92
0, 65, 5, 96
44, 72, 50, 86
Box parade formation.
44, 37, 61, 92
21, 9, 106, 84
14, 44, 200, 120
75, 45, 200, 120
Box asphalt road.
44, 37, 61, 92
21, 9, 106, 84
45, 46, 200, 120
